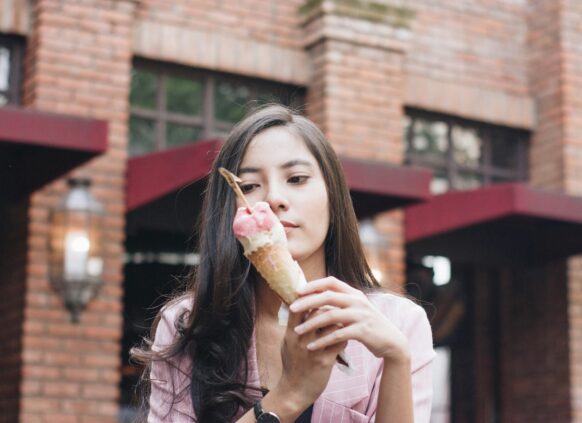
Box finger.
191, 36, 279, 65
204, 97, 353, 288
306, 326, 355, 351
326, 340, 348, 356
296, 277, 360, 297
286, 309, 304, 333
290, 291, 359, 313
294, 308, 358, 335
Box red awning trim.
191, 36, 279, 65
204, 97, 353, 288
126, 139, 222, 211
1, 106, 108, 200
405, 183, 582, 243
340, 157, 432, 200
125, 140, 432, 215
0, 106, 107, 152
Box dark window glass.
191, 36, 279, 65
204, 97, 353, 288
452, 126, 483, 168
129, 116, 156, 156
0, 46, 9, 105
490, 131, 520, 170
130, 69, 157, 110
215, 80, 251, 124
256, 90, 280, 106
452, 170, 483, 191
166, 76, 202, 115
166, 123, 202, 148
128, 61, 304, 156
405, 110, 528, 193
408, 119, 449, 164
0, 35, 24, 106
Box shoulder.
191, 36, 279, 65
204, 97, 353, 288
160, 293, 194, 322
152, 294, 194, 350
366, 290, 436, 371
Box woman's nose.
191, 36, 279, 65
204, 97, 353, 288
265, 183, 289, 211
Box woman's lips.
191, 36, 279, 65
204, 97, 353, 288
280, 221, 299, 234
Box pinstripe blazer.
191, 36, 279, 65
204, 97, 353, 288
148, 292, 435, 422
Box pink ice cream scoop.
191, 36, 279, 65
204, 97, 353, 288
233, 201, 277, 238
232, 201, 300, 303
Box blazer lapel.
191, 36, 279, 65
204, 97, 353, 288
316, 341, 371, 407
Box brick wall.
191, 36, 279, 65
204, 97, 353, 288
404, 0, 533, 128
527, 0, 565, 190
137, 0, 305, 50
407, 0, 529, 97
132, 0, 308, 86
0, 200, 28, 423
17, 1, 135, 421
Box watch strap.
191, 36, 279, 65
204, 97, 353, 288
253, 401, 281, 422
253, 401, 263, 418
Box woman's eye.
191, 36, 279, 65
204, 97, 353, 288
288, 175, 309, 184
240, 184, 259, 193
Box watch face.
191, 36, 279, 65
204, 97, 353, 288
257, 412, 281, 423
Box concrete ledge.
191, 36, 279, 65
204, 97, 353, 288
133, 19, 310, 86
0, 0, 30, 35
405, 74, 536, 130
302, 12, 411, 52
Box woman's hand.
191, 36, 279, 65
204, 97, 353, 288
269, 307, 347, 415
290, 277, 410, 363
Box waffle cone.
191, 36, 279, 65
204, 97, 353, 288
246, 242, 302, 304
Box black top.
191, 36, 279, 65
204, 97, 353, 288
260, 388, 313, 423
294, 405, 313, 423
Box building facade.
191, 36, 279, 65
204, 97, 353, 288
1, 0, 581, 422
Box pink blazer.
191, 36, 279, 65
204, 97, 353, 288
148, 292, 435, 422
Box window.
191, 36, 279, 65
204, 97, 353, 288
129, 60, 305, 156
0, 35, 24, 106
404, 110, 529, 194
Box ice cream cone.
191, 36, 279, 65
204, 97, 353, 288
246, 242, 304, 304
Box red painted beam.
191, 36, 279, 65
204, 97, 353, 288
341, 157, 432, 200
126, 139, 223, 211
405, 183, 582, 243
1, 106, 108, 200
0, 106, 107, 152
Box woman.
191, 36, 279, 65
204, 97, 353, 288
132, 105, 435, 422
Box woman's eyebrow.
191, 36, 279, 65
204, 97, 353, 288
280, 159, 313, 169
238, 166, 261, 175
238, 160, 313, 175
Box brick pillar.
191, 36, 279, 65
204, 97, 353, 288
498, 264, 571, 423
300, 0, 414, 289
18, 1, 135, 422
560, 1, 582, 421
528, 1, 582, 421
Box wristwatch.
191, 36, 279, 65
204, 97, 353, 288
254, 401, 281, 423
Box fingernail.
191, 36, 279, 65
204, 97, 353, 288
307, 342, 316, 350
289, 302, 299, 312
294, 325, 305, 334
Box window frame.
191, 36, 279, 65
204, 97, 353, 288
404, 109, 529, 190
129, 59, 305, 154
0, 34, 25, 105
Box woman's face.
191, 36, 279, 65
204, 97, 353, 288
236, 126, 330, 272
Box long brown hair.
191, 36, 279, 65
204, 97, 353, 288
131, 104, 380, 421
